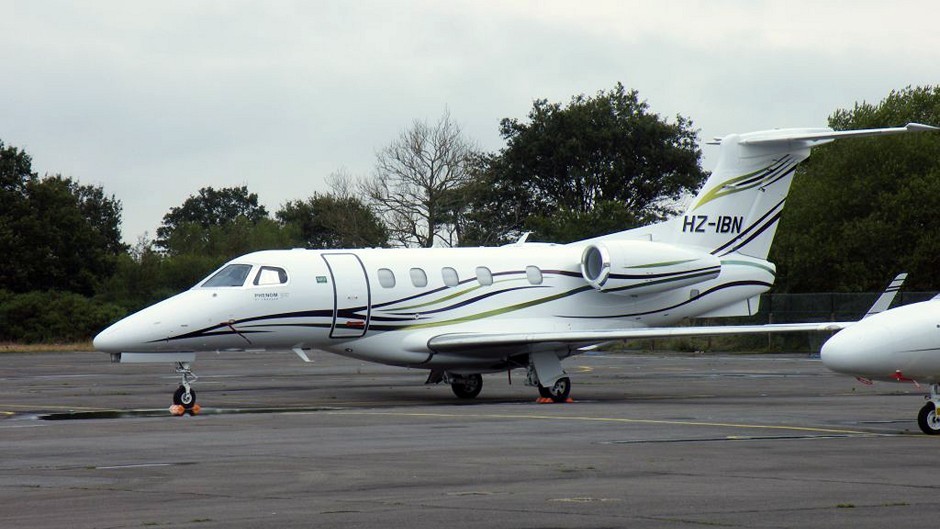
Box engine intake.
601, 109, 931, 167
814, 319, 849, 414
580, 240, 721, 296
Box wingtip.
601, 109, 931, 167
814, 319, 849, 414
906, 123, 940, 132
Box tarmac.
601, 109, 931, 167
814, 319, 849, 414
1, 349, 938, 528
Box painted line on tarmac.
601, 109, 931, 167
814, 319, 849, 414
327, 410, 871, 436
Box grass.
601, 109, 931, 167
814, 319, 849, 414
0, 342, 94, 353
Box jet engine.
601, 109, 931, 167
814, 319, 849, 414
580, 240, 721, 296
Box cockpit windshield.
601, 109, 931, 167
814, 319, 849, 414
201, 264, 253, 287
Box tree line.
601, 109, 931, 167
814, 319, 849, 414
2, 84, 939, 343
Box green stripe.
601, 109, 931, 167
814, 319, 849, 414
625, 259, 697, 269
691, 165, 770, 211
605, 268, 720, 293
391, 277, 526, 311
401, 286, 591, 330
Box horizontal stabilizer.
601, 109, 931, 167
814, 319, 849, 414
734, 123, 938, 146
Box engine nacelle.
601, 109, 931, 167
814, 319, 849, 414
580, 240, 721, 296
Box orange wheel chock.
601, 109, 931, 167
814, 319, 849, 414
535, 397, 575, 404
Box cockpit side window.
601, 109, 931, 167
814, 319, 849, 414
202, 264, 253, 287
253, 266, 288, 286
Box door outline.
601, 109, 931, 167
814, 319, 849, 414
321, 253, 371, 339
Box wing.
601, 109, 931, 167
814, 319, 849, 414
427, 321, 852, 355
427, 271, 908, 355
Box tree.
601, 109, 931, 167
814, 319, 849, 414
21, 176, 125, 294
277, 194, 388, 249
459, 83, 707, 245
156, 186, 269, 252
771, 86, 940, 292
363, 110, 477, 247
0, 141, 35, 289
0, 141, 125, 295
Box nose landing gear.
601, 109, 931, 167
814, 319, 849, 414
169, 362, 200, 416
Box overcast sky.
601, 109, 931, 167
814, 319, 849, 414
1, 1, 938, 243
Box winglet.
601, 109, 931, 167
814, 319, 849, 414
907, 123, 940, 132
864, 273, 907, 319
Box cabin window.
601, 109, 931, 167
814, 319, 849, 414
475, 266, 493, 286
378, 268, 396, 288
442, 267, 459, 287
410, 268, 428, 288
526, 266, 543, 285
253, 266, 288, 286
202, 264, 253, 287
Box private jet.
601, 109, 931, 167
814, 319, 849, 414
822, 285, 940, 435
94, 123, 938, 413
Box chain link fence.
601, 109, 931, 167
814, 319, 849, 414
634, 291, 937, 353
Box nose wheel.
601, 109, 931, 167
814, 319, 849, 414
173, 385, 197, 408
170, 362, 200, 416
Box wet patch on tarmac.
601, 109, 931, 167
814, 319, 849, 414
37, 406, 343, 421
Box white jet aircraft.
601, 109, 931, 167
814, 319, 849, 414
94, 123, 938, 413
821, 285, 940, 435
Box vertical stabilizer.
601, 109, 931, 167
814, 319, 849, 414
670, 123, 938, 258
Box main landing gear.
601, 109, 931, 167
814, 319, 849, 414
450, 373, 483, 399
918, 384, 940, 435
527, 352, 572, 403
426, 366, 572, 403
536, 376, 572, 403
170, 362, 200, 416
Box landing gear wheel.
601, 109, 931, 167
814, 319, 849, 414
451, 374, 483, 399
173, 385, 197, 410
543, 377, 571, 403
918, 403, 940, 435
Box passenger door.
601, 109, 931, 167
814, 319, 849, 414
321, 253, 371, 338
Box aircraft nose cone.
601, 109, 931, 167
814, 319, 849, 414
820, 321, 892, 378
93, 314, 154, 353
93, 323, 125, 353
819, 330, 860, 375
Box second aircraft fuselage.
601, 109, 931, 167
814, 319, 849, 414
821, 300, 940, 383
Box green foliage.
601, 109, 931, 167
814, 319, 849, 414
277, 193, 388, 248
0, 142, 125, 296
522, 201, 648, 244
0, 290, 125, 343
156, 186, 269, 252
772, 86, 940, 292
159, 217, 299, 258
460, 83, 706, 244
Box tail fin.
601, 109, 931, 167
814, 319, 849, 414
670, 123, 937, 258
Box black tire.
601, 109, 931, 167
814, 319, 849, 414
538, 385, 552, 398
451, 374, 483, 399
173, 386, 197, 410
546, 377, 571, 403
918, 403, 940, 435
